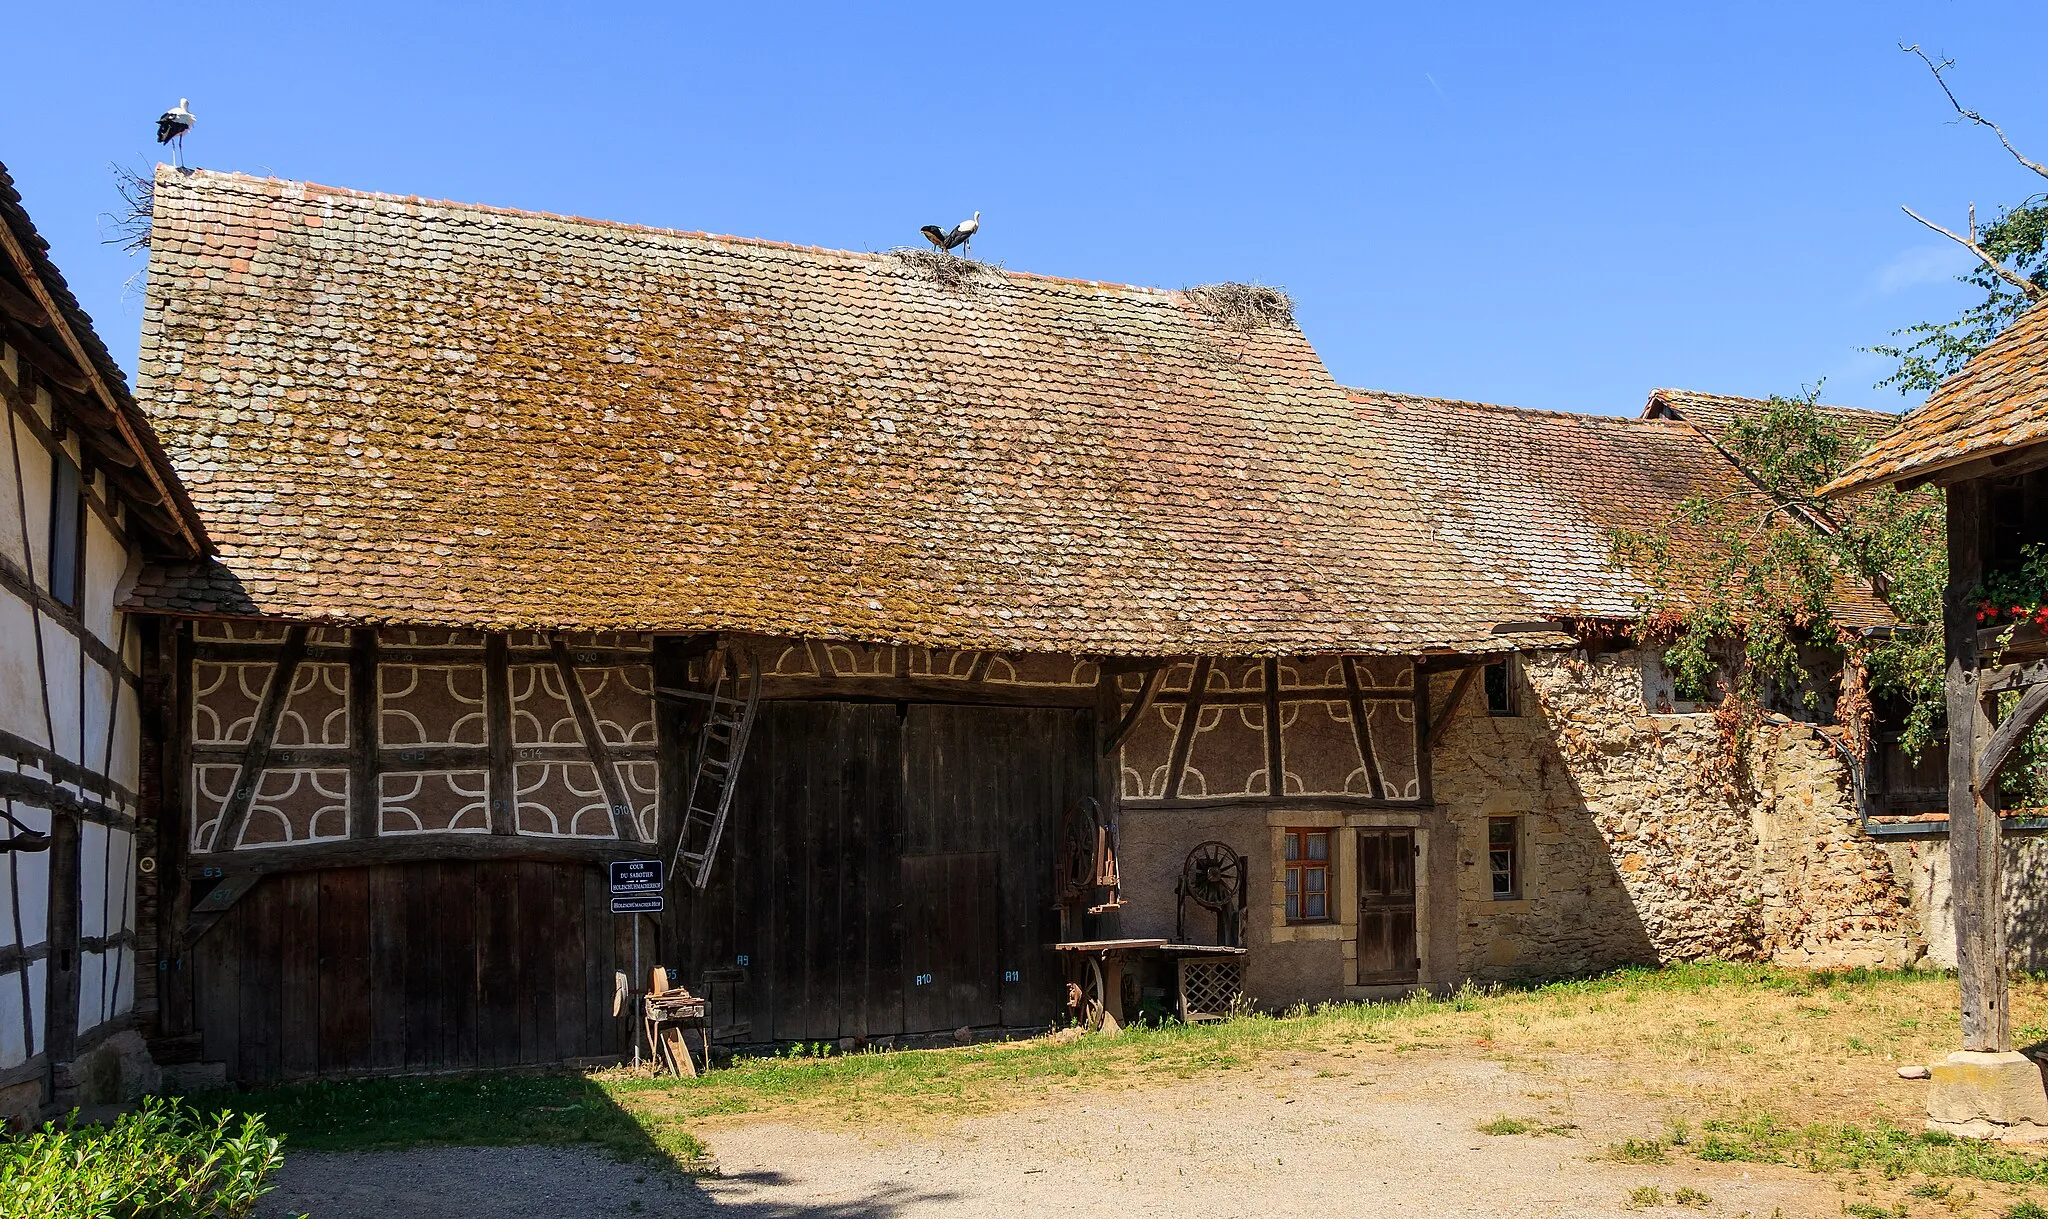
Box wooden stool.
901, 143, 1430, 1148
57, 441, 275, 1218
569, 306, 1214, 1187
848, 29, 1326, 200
642, 967, 710, 1078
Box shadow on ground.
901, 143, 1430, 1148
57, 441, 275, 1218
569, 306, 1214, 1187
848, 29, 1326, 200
211, 1071, 959, 1218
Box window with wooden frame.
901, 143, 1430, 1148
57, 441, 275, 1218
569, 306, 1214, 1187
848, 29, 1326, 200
1484, 659, 1517, 716
1283, 828, 1332, 923
1487, 815, 1521, 900
48, 450, 82, 610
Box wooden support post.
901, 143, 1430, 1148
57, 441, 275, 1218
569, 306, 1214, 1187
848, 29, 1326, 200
1945, 481, 2010, 1053
348, 628, 378, 840
43, 813, 79, 1068
484, 634, 515, 836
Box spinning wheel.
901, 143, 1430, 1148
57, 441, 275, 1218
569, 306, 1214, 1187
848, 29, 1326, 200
1175, 839, 1248, 946
1057, 797, 1122, 914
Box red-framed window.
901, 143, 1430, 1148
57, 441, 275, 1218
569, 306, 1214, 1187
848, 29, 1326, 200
1284, 828, 1332, 923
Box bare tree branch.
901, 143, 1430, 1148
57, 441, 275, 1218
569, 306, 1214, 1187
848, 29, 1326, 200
1902, 43, 2048, 182
1902, 206, 2048, 301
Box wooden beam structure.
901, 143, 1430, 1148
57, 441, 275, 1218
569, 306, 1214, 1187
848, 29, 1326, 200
1945, 480, 2010, 1052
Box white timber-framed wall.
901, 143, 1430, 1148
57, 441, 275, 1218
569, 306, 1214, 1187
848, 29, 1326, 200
0, 342, 149, 1126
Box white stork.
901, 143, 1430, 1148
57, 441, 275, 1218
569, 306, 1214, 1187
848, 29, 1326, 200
156, 99, 195, 164
919, 210, 981, 256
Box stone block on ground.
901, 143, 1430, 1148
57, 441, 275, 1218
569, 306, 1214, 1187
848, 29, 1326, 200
1926, 1050, 2048, 1139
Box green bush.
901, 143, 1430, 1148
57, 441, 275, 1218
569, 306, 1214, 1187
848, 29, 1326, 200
0, 1097, 285, 1218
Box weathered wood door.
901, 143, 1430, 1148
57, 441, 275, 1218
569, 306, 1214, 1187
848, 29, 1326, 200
901, 852, 1000, 1032
1356, 827, 1418, 984
679, 700, 1091, 1043
901, 705, 1090, 1031
189, 860, 639, 1083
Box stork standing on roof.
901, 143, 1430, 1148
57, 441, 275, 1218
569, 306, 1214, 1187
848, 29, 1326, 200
919, 210, 980, 257
156, 99, 195, 166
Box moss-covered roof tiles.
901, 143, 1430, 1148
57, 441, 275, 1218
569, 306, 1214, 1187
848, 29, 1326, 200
129, 169, 1523, 655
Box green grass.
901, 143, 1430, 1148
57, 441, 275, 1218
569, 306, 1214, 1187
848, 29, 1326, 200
1693, 1110, 2048, 1187
196, 1073, 706, 1166
168, 963, 2038, 1193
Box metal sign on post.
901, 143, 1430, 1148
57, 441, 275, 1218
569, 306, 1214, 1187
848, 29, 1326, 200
610, 858, 665, 1066
610, 859, 664, 894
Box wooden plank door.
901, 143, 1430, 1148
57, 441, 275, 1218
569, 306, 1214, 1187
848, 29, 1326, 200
900, 852, 1000, 1033
1356, 828, 1418, 985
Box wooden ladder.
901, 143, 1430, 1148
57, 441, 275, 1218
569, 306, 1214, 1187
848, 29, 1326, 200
668, 647, 761, 890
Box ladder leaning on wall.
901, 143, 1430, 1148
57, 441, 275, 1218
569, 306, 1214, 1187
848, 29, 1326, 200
663, 646, 762, 890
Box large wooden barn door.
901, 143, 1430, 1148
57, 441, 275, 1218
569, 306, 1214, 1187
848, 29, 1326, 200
902, 705, 1091, 1032
680, 700, 1091, 1044
689, 701, 905, 1046
189, 860, 638, 1083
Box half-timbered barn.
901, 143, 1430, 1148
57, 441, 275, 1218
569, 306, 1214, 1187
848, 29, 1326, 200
121, 168, 1535, 1081
0, 163, 209, 1128
115, 167, 1952, 1086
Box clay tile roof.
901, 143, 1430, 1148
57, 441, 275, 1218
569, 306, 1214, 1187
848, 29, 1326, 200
127, 168, 1520, 655
1346, 389, 1895, 629
0, 161, 205, 554
1821, 302, 2048, 496
1642, 387, 1901, 451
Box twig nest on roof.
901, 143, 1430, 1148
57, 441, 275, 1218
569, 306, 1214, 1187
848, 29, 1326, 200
1183, 282, 1295, 332
889, 247, 1007, 292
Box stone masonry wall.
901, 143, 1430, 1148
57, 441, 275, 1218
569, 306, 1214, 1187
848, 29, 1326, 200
1435, 649, 1924, 983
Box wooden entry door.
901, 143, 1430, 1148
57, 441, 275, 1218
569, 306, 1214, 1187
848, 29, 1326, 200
901, 852, 1001, 1033
1356, 828, 1419, 985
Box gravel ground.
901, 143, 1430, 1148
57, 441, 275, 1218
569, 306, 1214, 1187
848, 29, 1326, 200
263, 1056, 1847, 1218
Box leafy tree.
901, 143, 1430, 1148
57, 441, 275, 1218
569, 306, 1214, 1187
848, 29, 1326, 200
1607, 392, 1946, 762
1871, 45, 2048, 392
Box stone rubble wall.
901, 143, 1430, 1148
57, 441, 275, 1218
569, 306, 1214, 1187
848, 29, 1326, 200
1435, 648, 1926, 982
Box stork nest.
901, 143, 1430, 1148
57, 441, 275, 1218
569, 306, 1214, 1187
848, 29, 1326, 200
1183, 282, 1296, 332
889, 247, 1007, 292
102, 163, 155, 254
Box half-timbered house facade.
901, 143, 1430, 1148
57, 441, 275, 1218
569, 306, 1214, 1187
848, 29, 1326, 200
0, 163, 208, 1128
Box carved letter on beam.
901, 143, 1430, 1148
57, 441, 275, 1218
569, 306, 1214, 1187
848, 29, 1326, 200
1980, 682, 2048, 786
1101, 665, 1166, 757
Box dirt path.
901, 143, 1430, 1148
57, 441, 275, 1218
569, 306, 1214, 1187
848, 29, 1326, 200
263, 1056, 1857, 1218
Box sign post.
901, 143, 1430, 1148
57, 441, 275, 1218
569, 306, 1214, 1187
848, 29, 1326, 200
610, 860, 665, 1066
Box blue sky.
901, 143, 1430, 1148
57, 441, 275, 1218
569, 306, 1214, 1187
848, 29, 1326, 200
8, 2, 2046, 416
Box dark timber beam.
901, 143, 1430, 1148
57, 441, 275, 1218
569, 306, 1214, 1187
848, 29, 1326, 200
348, 628, 378, 839
182, 833, 646, 877
1163, 658, 1211, 800
1101, 666, 1165, 757
1981, 684, 2048, 786
207, 625, 309, 853
484, 634, 515, 835
1945, 480, 2010, 1052
1982, 660, 2048, 695
551, 634, 640, 841
1341, 656, 1387, 801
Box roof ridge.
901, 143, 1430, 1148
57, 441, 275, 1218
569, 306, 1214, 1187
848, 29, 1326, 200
159, 166, 1194, 299
1648, 386, 1899, 419
1344, 386, 1690, 427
